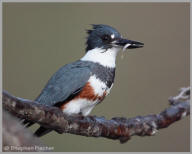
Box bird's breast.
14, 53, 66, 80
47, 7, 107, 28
91, 62, 115, 88
61, 75, 113, 116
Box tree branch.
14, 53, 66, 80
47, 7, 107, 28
3, 87, 190, 143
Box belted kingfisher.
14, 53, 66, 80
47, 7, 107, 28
23, 24, 144, 137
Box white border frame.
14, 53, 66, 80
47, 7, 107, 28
1, 1, 191, 153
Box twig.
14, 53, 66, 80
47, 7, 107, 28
169, 87, 190, 105
2, 87, 190, 143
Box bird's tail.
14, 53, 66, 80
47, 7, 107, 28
22, 119, 35, 128
21, 120, 52, 137
21, 97, 52, 137
34, 126, 52, 137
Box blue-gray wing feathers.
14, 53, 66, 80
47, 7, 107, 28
35, 60, 92, 106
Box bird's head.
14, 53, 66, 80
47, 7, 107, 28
86, 24, 144, 52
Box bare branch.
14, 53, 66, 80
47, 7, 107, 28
2, 87, 190, 143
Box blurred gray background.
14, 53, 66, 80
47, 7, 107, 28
3, 2, 190, 152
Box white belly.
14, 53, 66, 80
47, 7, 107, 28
63, 75, 113, 116
63, 98, 97, 116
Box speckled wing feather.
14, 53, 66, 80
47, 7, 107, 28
35, 60, 92, 106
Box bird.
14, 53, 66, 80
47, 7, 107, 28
22, 24, 144, 137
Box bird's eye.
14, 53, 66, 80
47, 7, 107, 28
102, 35, 111, 42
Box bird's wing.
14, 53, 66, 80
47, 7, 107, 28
35, 61, 92, 106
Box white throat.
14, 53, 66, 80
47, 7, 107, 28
81, 47, 119, 68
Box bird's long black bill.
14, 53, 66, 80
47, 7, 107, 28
115, 38, 144, 49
